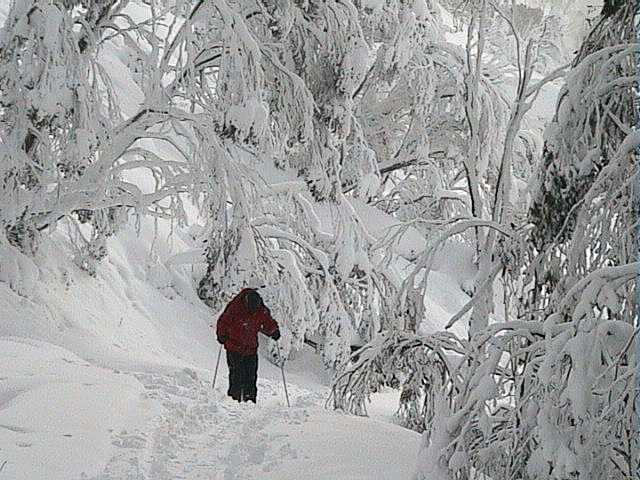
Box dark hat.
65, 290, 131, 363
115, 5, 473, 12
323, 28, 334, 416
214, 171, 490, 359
245, 290, 263, 313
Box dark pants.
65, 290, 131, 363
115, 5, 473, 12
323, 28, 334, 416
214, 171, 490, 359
226, 351, 258, 402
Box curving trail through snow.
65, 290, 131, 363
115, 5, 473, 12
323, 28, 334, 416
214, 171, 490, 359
85, 366, 419, 480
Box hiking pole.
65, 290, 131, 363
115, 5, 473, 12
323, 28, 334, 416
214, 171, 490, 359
276, 343, 291, 408
212, 343, 222, 390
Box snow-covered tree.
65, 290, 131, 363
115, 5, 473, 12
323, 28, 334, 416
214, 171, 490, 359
0, 0, 126, 261
190, 0, 382, 367
2, 2, 635, 476
333, 2, 638, 479
194, 0, 476, 367
511, 2, 638, 478
0, 0, 202, 274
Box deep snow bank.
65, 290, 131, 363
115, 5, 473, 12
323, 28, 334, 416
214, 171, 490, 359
0, 218, 217, 478
0, 337, 157, 479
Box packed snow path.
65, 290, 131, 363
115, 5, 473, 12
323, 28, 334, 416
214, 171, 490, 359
90, 368, 419, 480
0, 339, 420, 480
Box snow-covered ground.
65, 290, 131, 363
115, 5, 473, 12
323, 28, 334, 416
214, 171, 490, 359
0, 219, 427, 480
0, 336, 420, 480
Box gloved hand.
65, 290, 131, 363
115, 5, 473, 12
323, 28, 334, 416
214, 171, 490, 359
270, 329, 281, 341
217, 335, 228, 345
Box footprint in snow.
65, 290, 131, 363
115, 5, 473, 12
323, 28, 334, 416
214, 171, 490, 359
91, 367, 314, 480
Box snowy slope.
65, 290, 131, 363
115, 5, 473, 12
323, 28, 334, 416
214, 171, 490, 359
0, 220, 421, 479
0, 338, 156, 479
0, 336, 420, 480
0, 340, 420, 480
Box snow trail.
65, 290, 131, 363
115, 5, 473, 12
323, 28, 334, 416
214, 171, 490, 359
91, 368, 298, 479
87, 366, 417, 480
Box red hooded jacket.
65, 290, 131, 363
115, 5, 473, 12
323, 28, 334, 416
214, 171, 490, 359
216, 288, 279, 355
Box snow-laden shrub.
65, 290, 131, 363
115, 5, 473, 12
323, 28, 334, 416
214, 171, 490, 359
331, 331, 460, 426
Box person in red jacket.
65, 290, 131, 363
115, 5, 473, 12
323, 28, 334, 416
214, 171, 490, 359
216, 288, 280, 403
